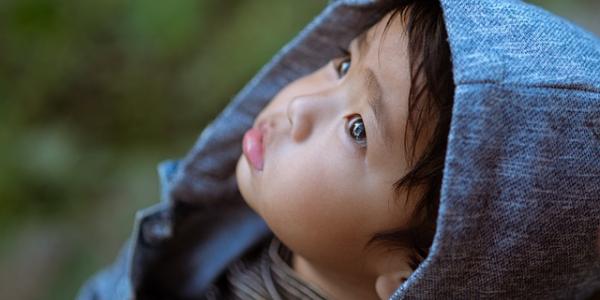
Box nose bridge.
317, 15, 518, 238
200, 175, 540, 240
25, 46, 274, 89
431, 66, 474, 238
287, 92, 336, 142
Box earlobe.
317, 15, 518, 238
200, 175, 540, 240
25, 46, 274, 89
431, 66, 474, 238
375, 270, 412, 299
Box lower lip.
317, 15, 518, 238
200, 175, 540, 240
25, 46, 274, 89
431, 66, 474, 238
242, 127, 264, 171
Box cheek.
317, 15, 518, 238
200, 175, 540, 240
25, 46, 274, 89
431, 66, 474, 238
258, 139, 374, 260
264, 137, 354, 206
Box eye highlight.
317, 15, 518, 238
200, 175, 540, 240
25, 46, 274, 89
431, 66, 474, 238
347, 115, 367, 148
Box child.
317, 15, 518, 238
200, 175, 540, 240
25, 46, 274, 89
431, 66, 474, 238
79, 0, 600, 299
233, 0, 452, 298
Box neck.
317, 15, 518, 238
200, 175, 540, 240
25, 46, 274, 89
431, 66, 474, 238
292, 254, 381, 300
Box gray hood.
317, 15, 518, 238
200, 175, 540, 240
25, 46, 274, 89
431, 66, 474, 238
81, 0, 600, 299
168, 0, 600, 298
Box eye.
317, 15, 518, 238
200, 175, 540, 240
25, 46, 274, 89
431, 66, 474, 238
336, 57, 351, 78
334, 47, 351, 78
347, 115, 367, 147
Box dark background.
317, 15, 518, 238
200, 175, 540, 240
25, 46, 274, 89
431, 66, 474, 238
0, 1, 597, 299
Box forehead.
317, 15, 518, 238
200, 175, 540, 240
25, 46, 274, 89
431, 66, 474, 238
362, 11, 411, 88
355, 11, 409, 58
358, 11, 412, 143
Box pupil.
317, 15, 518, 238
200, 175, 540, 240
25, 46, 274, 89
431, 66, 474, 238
352, 121, 365, 139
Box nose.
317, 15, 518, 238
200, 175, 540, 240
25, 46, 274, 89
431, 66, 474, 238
286, 93, 335, 142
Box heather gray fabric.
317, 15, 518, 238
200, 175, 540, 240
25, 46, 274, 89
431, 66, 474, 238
391, 0, 600, 298
78, 0, 600, 299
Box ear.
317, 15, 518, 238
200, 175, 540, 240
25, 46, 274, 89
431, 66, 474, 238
375, 270, 412, 300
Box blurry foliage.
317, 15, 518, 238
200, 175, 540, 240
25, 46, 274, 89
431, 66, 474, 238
0, 0, 326, 219
0, 0, 597, 299
528, 0, 600, 36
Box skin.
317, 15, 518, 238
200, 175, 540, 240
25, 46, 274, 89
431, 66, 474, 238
236, 11, 434, 300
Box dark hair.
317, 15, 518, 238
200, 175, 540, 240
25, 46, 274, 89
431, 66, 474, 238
363, 0, 455, 270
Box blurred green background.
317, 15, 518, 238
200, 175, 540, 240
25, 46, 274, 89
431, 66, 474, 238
0, 0, 597, 299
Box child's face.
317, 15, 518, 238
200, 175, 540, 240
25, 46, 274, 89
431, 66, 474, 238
236, 12, 431, 276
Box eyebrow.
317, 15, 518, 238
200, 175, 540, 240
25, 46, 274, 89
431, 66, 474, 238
353, 33, 393, 149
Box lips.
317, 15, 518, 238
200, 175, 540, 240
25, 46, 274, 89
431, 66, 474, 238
242, 126, 264, 171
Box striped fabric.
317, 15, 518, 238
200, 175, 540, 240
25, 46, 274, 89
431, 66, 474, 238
204, 238, 328, 300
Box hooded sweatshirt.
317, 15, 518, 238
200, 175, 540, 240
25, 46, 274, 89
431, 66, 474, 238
77, 0, 600, 299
